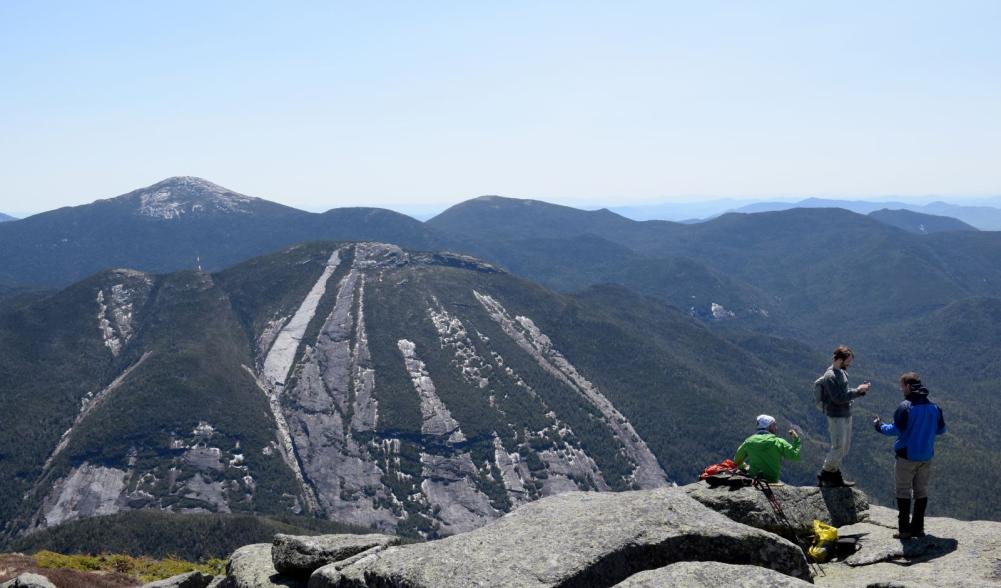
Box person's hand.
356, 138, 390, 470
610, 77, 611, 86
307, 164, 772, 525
872, 416, 882, 429
858, 381, 871, 395
788, 428, 799, 439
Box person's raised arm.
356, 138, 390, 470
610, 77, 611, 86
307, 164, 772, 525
782, 429, 802, 461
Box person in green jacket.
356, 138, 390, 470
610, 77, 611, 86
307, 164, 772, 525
734, 414, 802, 483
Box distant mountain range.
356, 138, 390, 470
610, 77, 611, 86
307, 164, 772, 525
428, 196, 1001, 333
3, 179, 994, 289
0, 212, 16, 222
726, 197, 1001, 230
611, 196, 1001, 230
4, 176, 1001, 544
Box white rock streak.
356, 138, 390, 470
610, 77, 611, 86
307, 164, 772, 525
43, 351, 153, 472
253, 248, 343, 514
432, 302, 609, 497
397, 339, 466, 443
276, 250, 395, 529
96, 290, 120, 356
428, 302, 491, 390
245, 365, 320, 513
95, 273, 150, 357
473, 291, 668, 488
396, 338, 498, 533
351, 275, 378, 432
257, 315, 290, 363
263, 249, 343, 387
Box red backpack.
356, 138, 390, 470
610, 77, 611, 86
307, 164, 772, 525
699, 459, 753, 488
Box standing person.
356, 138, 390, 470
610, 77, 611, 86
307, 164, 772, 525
734, 414, 801, 483
814, 345, 871, 487
873, 373, 946, 539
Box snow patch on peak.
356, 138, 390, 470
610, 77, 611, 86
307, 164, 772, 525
131, 177, 256, 219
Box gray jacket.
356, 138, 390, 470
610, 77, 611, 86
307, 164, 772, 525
814, 365, 863, 418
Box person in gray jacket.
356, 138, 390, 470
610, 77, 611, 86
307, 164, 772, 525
814, 345, 870, 487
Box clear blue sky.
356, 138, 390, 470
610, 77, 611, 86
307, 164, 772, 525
2, 1, 999, 216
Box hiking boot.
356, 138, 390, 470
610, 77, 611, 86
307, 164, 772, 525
830, 470, 856, 487
912, 497, 928, 538
895, 497, 912, 540
817, 469, 844, 487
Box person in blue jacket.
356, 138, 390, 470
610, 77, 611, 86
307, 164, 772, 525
873, 372, 946, 540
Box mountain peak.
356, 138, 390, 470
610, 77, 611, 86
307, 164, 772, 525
120, 177, 258, 220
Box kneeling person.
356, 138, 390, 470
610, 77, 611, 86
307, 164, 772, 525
734, 414, 802, 483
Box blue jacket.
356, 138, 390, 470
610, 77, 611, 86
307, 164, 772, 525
875, 389, 946, 461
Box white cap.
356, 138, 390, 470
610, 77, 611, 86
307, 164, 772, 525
756, 414, 776, 430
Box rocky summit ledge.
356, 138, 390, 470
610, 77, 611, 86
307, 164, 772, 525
682, 481, 869, 543
145, 483, 1001, 588
314, 486, 811, 587
814, 504, 1001, 588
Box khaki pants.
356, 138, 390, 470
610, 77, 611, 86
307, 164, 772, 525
895, 457, 931, 499
822, 416, 852, 472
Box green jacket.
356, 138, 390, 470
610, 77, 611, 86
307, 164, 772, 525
734, 431, 801, 483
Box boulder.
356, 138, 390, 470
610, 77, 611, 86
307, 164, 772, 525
307, 547, 389, 588
224, 543, 305, 588
612, 561, 814, 587
272, 533, 398, 577
142, 571, 216, 588
323, 487, 811, 587
0, 574, 56, 588
683, 482, 868, 542
814, 504, 1001, 588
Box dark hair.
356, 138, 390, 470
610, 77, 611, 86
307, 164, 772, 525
832, 345, 854, 361
900, 372, 922, 388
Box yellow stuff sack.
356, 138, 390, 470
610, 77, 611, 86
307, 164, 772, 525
808, 519, 839, 562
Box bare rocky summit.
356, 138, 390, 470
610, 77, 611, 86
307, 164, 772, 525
140, 482, 1001, 588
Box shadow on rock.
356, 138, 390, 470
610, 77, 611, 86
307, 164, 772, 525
845, 533, 959, 568
819, 487, 866, 527
896, 536, 959, 565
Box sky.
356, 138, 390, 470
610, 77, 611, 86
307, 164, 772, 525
2, 1, 1000, 217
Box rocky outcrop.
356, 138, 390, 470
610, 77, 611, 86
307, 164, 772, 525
37, 463, 127, 528
197, 485, 1001, 588
319, 487, 811, 587
683, 482, 869, 542
224, 544, 305, 588
612, 561, 814, 587
0, 574, 56, 588
271, 534, 398, 578
142, 571, 216, 588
